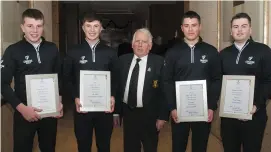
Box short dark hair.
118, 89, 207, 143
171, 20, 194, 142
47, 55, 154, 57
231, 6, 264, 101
81, 12, 102, 25
231, 12, 251, 26
181, 11, 201, 25
22, 9, 44, 24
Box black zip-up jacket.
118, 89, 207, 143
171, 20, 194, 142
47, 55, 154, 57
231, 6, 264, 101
163, 38, 222, 111
1, 37, 62, 110
220, 39, 271, 111
63, 40, 118, 102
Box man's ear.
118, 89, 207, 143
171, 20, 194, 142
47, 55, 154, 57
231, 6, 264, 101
21, 24, 25, 33
82, 25, 85, 33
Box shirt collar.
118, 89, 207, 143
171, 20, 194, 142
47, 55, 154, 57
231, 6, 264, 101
23, 36, 42, 49
133, 54, 148, 63
234, 40, 250, 51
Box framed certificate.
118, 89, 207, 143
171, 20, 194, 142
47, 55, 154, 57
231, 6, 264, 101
80, 70, 111, 112
175, 80, 208, 122
219, 75, 255, 120
25, 74, 60, 118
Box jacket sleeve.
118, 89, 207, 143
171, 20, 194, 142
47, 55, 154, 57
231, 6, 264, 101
113, 57, 122, 115
158, 59, 170, 121
63, 51, 78, 101
162, 49, 177, 112
1, 46, 22, 109
208, 49, 222, 110
109, 50, 118, 98
53, 45, 63, 97
109, 51, 121, 115
254, 45, 271, 109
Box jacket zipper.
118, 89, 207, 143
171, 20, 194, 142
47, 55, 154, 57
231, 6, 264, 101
235, 42, 249, 64
35, 44, 41, 64
91, 40, 100, 63
190, 46, 195, 63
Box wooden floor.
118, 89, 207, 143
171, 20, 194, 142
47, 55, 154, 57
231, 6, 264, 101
34, 104, 224, 152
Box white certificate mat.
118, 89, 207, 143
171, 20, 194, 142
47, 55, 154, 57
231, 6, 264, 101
80, 70, 111, 112
176, 80, 208, 122
25, 74, 60, 118
219, 75, 255, 120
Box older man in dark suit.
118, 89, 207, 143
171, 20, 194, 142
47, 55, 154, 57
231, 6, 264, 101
114, 28, 169, 152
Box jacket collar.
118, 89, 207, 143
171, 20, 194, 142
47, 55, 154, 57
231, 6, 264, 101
232, 38, 253, 50
22, 36, 45, 46
182, 36, 203, 47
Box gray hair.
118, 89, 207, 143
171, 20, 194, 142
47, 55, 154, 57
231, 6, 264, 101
132, 28, 153, 44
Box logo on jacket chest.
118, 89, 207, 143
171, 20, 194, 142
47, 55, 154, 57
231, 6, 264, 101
245, 56, 255, 65
1, 59, 4, 69
200, 55, 208, 63
23, 55, 33, 64
79, 56, 88, 64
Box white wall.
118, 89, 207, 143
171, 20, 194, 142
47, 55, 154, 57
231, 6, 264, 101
1, 1, 29, 53
220, 1, 266, 49
190, 1, 269, 50
189, 1, 218, 49
244, 1, 264, 43
1, 2, 29, 152
32, 1, 52, 41
1, 1, 53, 47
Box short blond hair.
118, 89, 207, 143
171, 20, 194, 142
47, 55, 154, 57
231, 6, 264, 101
132, 28, 153, 44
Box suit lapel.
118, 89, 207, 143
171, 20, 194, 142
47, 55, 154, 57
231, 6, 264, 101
143, 54, 153, 105
144, 55, 152, 88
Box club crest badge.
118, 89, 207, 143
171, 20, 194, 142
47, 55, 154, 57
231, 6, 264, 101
153, 80, 158, 88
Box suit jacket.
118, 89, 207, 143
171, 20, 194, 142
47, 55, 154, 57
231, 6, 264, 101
117, 42, 133, 57
115, 53, 169, 121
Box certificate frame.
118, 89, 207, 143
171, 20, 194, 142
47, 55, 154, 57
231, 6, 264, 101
80, 70, 111, 112
219, 75, 255, 120
175, 80, 208, 122
25, 74, 60, 118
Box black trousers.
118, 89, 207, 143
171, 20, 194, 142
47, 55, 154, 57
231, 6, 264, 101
221, 109, 267, 152
13, 111, 58, 152
74, 111, 113, 152
171, 121, 211, 152
123, 104, 159, 152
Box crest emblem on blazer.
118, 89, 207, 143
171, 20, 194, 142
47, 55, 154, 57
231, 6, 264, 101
79, 56, 88, 64
153, 80, 158, 88
23, 55, 33, 64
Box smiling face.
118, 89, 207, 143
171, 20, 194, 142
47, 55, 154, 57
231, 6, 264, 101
21, 17, 44, 43
82, 20, 102, 42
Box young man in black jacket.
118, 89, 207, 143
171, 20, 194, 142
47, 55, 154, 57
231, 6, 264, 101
1, 9, 63, 152
63, 12, 117, 152
220, 12, 271, 152
163, 11, 222, 152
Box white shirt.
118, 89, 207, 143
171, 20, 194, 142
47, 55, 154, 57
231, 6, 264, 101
32, 43, 40, 49
123, 54, 148, 107
234, 41, 248, 52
